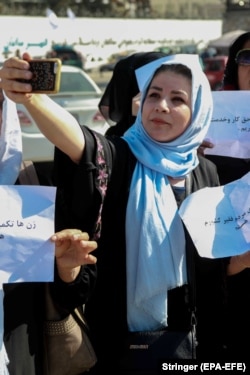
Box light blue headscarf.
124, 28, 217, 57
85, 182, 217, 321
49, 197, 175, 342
123, 54, 213, 331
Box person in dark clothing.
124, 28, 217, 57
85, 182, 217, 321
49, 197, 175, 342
223, 31, 250, 91
206, 31, 250, 184
98, 51, 167, 136
3, 229, 97, 375
1, 52, 249, 374
205, 31, 250, 363
0, 89, 97, 375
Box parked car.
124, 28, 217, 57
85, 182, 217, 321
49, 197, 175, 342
203, 55, 228, 91
99, 55, 125, 72
46, 44, 86, 70
18, 65, 109, 162
99, 51, 135, 73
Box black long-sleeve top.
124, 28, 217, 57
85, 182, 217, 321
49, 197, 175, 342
53, 127, 229, 374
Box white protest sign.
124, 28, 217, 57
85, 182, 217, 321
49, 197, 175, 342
179, 172, 250, 258
0, 185, 56, 283
205, 91, 250, 158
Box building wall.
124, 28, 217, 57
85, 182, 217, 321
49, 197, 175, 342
2, 0, 250, 28
151, 0, 250, 33
0, 0, 225, 19
223, 10, 250, 33
150, 0, 224, 19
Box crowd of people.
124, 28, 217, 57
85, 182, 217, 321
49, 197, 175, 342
0, 31, 249, 375
0, 88, 97, 374
206, 31, 250, 360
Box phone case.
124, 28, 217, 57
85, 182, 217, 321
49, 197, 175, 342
26, 59, 62, 94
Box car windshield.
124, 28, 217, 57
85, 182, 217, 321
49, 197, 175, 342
59, 71, 97, 93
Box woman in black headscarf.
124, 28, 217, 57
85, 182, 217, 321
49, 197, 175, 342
207, 31, 250, 363
99, 51, 167, 136
205, 31, 250, 184
222, 31, 250, 91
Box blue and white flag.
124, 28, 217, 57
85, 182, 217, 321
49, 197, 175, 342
46, 8, 59, 30
67, 7, 75, 20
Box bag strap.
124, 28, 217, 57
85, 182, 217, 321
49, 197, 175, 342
72, 306, 91, 335
184, 174, 197, 327
18, 160, 40, 185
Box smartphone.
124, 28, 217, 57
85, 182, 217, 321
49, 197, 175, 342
21, 58, 62, 94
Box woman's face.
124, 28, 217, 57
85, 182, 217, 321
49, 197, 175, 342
141, 70, 192, 142
238, 40, 250, 90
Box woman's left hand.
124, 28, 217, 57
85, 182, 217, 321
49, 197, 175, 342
227, 250, 250, 276
51, 229, 97, 283
197, 139, 214, 156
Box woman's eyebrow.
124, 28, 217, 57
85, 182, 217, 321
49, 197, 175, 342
172, 90, 189, 97
148, 85, 162, 92
149, 86, 188, 97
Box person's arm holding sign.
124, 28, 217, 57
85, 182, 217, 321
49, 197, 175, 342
227, 251, 250, 276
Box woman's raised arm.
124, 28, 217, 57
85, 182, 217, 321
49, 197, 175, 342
0, 53, 84, 164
